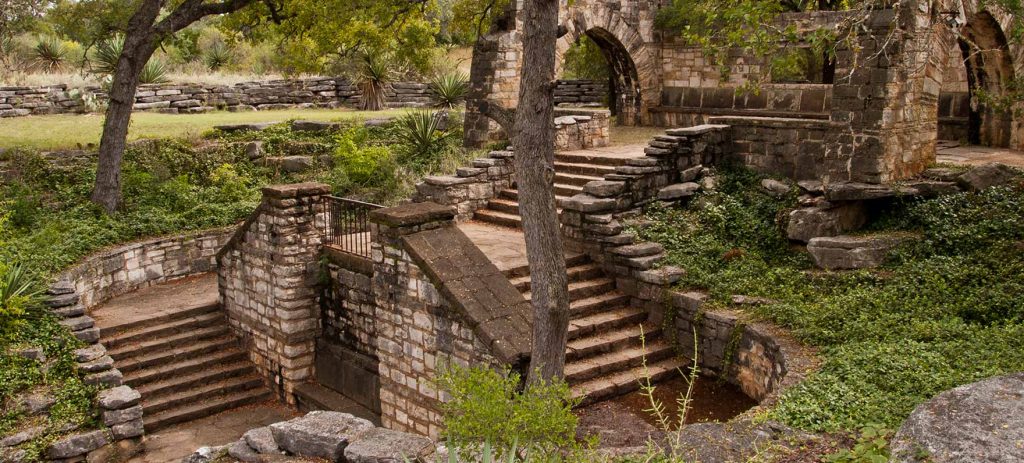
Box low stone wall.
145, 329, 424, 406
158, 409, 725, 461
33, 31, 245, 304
937, 91, 971, 142
54, 228, 232, 309
0, 84, 94, 117
710, 115, 838, 181
412, 150, 517, 221
652, 84, 834, 128
554, 79, 608, 106
554, 108, 611, 151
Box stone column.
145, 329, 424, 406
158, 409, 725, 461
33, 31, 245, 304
219, 182, 330, 404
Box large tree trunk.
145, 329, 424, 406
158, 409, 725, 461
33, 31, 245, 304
514, 0, 570, 384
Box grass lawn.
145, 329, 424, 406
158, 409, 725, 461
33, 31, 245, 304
0, 108, 409, 150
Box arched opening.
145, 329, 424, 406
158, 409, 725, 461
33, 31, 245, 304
559, 27, 643, 126
951, 11, 1016, 147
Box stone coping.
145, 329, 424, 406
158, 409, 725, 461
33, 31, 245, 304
369, 202, 456, 228
401, 224, 532, 366
261, 182, 331, 198
707, 115, 837, 126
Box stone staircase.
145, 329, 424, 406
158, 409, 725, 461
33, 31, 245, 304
502, 255, 685, 406
97, 279, 271, 433
474, 151, 624, 228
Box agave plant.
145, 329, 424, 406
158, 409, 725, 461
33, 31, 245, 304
0, 262, 43, 334
139, 59, 169, 84
33, 36, 68, 72
396, 110, 453, 170
203, 41, 232, 71
358, 55, 393, 111
430, 71, 469, 109
91, 35, 124, 75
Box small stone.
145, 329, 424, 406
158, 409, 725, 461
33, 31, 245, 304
824, 182, 919, 201
97, 386, 140, 409
45, 292, 79, 308
245, 141, 264, 160
583, 181, 626, 198
797, 180, 824, 194
680, 165, 703, 183
701, 176, 717, 191
807, 234, 910, 270
243, 426, 282, 454
228, 439, 264, 462
731, 295, 777, 306
111, 418, 144, 439
19, 392, 55, 415
658, 183, 700, 200
79, 355, 114, 373
343, 427, 434, 463
18, 347, 45, 362
73, 327, 100, 344
0, 425, 45, 447
956, 162, 1019, 192
215, 122, 276, 132
635, 266, 686, 285
182, 445, 230, 463
103, 405, 143, 426
74, 344, 106, 363
291, 120, 341, 132
85, 368, 123, 387
46, 430, 109, 459
562, 194, 617, 213
760, 179, 791, 197
922, 167, 961, 182
610, 242, 664, 258
787, 203, 867, 243
269, 411, 375, 461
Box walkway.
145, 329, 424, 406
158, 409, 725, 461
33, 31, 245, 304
937, 142, 1024, 169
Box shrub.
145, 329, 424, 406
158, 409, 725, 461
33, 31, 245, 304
430, 70, 469, 108
90, 35, 123, 75
0, 261, 43, 338
203, 41, 233, 71
358, 54, 393, 111
32, 36, 68, 72
395, 110, 456, 172
435, 363, 582, 459
139, 58, 169, 84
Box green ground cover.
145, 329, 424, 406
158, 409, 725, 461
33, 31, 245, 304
0, 108, 408, 150
630, 166, 1024, 433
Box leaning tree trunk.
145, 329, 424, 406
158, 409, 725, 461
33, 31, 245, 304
91, 51, 150, 212
514, 0, 570, 384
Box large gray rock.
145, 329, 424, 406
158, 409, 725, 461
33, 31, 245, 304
291, 120, 341, 132
97, 386, 140, 410
956, 163, 1019, 192
244, 426, 282, 454
891, 373, 1024, 463
262, 156, 315, 173
343, 427, 434, 463
182, 445, 229, 463
269, 411, 374, 462
46, 430, 109, 459
658, 182, 700, 200
807, 234, 909, 270
786, 202, 867, 242
214, 122, 277, 133
824, 182, 919, 201
760, 179, 791, 198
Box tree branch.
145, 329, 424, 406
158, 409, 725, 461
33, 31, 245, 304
477, 99, 516, 135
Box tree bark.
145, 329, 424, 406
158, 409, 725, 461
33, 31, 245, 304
513, 0, 570, 384
91, 0, 259, 212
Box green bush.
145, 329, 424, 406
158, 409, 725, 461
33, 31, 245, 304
435, 364, 582, 458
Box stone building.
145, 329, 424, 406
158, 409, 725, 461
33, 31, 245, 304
464, 0, 1022, 182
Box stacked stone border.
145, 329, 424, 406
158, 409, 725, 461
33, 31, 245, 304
29, 227, 233, 461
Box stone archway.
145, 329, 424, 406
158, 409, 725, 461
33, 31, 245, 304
558, 28, 643, 125
955, 10, 1017, 147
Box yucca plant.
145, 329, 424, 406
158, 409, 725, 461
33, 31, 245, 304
33, 36, 68, 72
91, 35, 124, 75
0, 262, 43, 336
430, 71, 469, 109
139, 58, 169, 84
203, 41, 232, 71
396, 110, 453, 170
358, 54, 393, 111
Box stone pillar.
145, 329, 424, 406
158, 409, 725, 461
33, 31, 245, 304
218, 182, 330, 404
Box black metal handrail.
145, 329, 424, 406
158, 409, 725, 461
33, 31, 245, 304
323, 196, 382, 258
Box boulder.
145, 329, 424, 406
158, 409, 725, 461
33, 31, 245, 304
263, 156, 315, 174
921, 167, 961, 182
891, 373, 1024, 463
97, 386, 140, 410
244, 426, 283, 454
291, 120, 341, 132
786, 203, 867, 243
680, 165, 703, 183
956, 163, 1019, 192
245, 141, 264, 160
658, 182, 700, 201
807, 234, 910, 270
797, 180, 824, 194
269, 411, 374, 462
343, 427, 434, 463
214, 122, 277, 133
46, 430, 109, 459
228, 439, 264, 463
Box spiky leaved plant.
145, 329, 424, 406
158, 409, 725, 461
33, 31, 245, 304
358, 54, 393, 111
139, 58, 169, 84
32, 36, 68, 72
430, 70, 469, 109
90, 35, 124, 75
203, 41, 232, 71
396, 110, 454, 171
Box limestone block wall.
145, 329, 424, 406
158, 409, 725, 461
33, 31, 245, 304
216, 183, 328, 404
412, 150, 517, 221
554, 79, 608, 105
709, 116, 837, 181
554, 108, 611, 151
0, 84, 94, 117
653, 84, 833, 127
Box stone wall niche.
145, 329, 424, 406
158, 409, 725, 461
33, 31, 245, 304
216, 182, 330, 404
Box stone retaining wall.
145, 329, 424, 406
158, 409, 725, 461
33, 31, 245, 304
554, 79, 608, 106
710, 116, 837, 181
554, 108, 611, 151
652, 84, 834, 128
412, 150, 517, 221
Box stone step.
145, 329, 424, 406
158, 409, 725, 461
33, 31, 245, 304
486, 198, 523, 216
143, 387, 272, 433
554, 183, 585, 197
99, 301, 220, 339
570, 292, 632, 318
473, 208, 522, 228
103, 311, 226, 350
116, 335, 239, 374
554, 162, 617, 178
571, 356, 686, 406
567, 306, 649, 340
525, 278, 616, 303
137, 360, 257, 399
566, 322, 660, 362
555, 172, 605, 187
499, 189, 573, 207
501, 254, 590, 280
509, 263, 605, 292
555, 152, 634, 167
108, 324, 232, 361
565, 338, 677, 383
142, 374, 266, 416
124, 348, 249, 387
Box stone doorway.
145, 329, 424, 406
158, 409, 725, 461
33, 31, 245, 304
955, 11, 1017, 148
558, 28, 644, 126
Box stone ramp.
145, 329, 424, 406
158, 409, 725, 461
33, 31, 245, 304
90, 273, 272, 433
